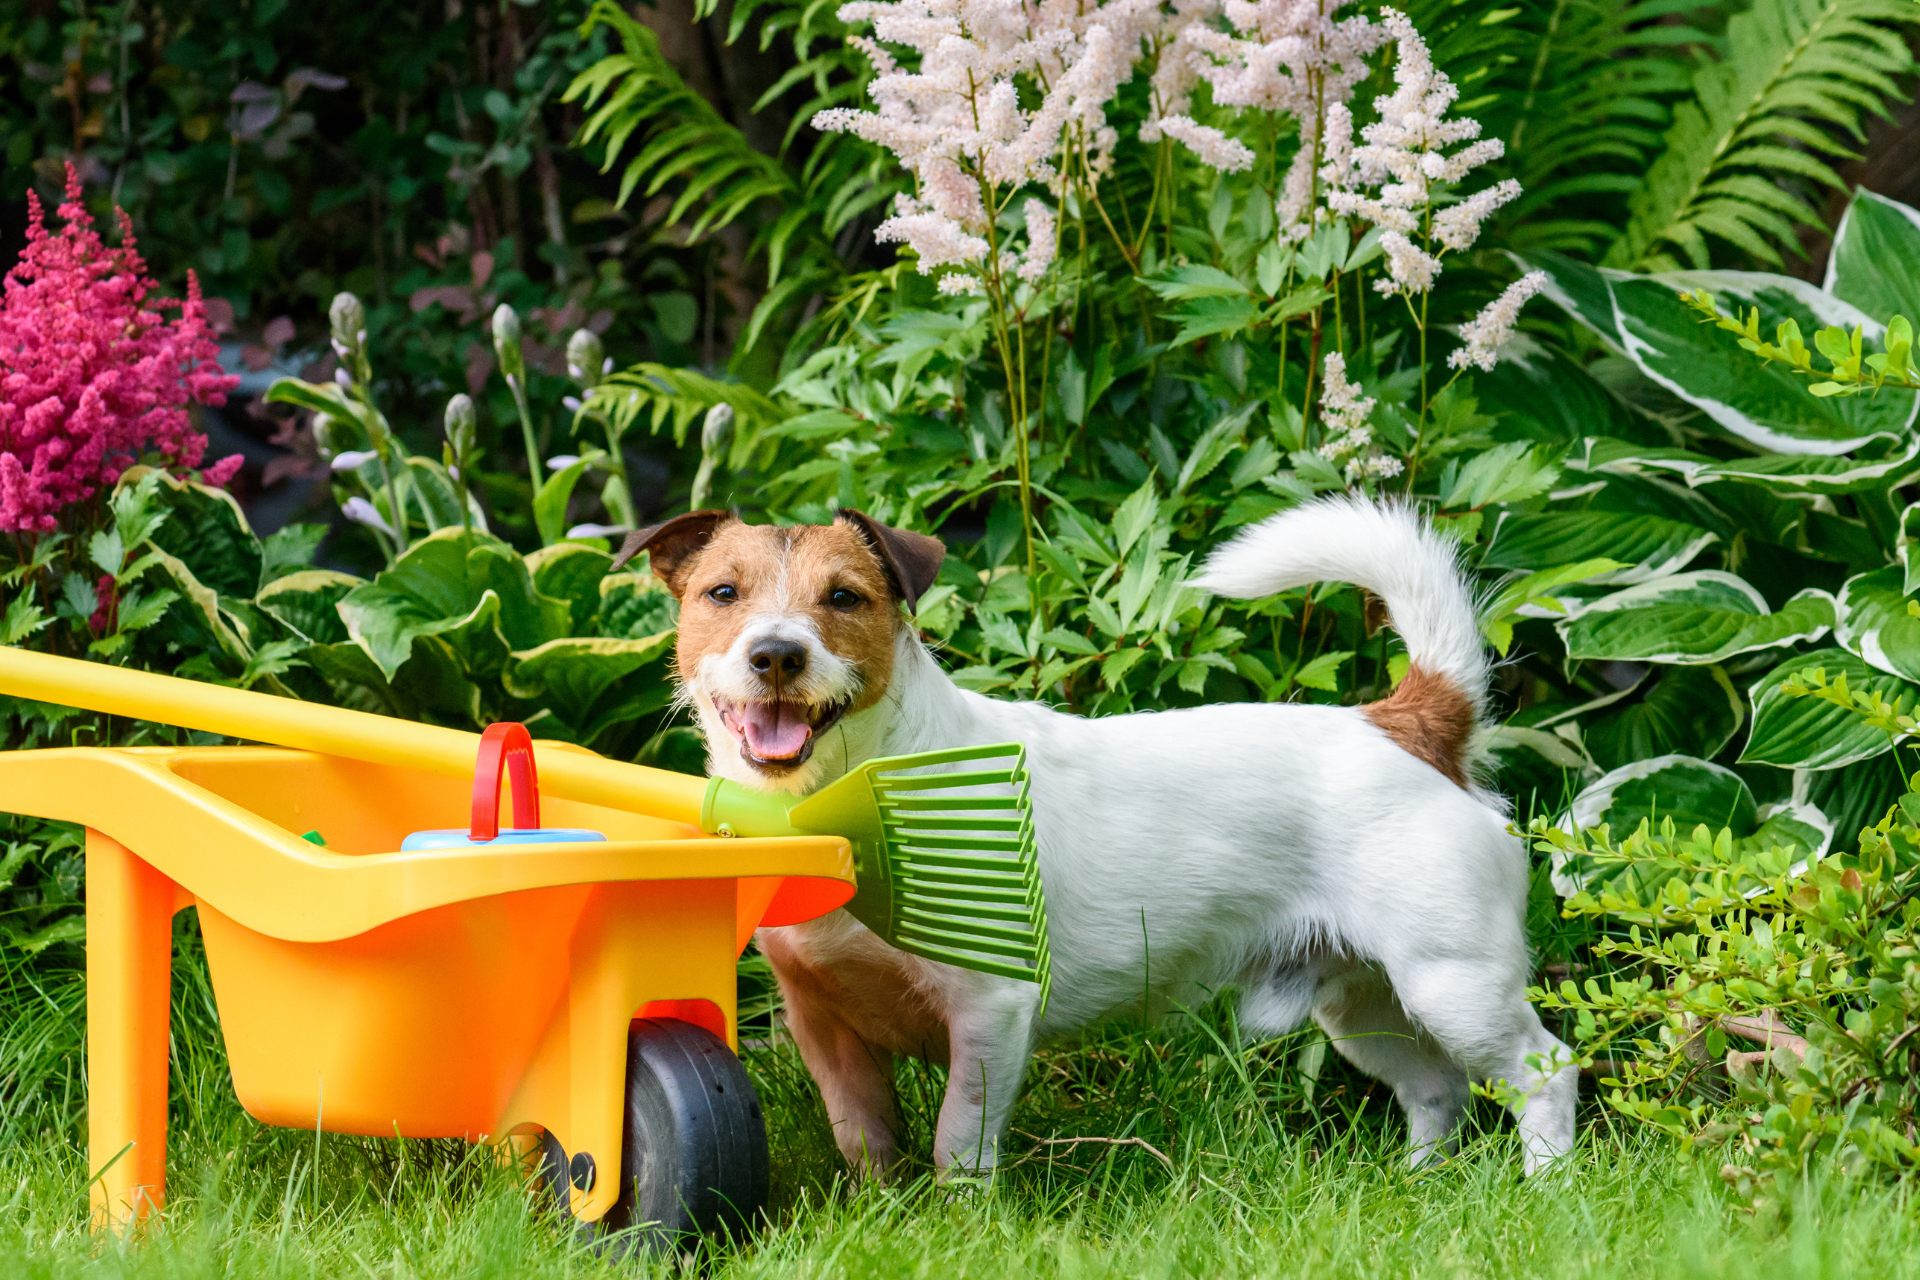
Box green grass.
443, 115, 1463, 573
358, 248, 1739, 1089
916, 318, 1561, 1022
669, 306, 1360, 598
5, 933, 1920, 1279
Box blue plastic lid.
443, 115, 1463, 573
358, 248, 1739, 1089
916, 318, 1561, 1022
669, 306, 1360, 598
399, 827, 608, 852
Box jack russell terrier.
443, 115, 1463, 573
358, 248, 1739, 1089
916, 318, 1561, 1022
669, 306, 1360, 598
613, 496, 1574, 1177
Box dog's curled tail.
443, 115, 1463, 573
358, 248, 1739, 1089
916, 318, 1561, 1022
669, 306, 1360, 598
1192, 496, 1488, 786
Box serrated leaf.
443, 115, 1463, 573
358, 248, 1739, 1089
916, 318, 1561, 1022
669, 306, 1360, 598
1292, 649, 1353, 692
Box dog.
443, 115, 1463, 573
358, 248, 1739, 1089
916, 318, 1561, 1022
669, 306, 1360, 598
613, 496, 1576, 1177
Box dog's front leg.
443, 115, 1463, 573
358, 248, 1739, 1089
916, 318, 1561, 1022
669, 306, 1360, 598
932, 986, 1038, 1176
762, 934, 905, 1179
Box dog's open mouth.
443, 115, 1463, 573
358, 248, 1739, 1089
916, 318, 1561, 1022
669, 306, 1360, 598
715, 695, 853, 769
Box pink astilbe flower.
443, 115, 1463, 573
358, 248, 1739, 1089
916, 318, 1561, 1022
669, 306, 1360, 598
1156, 0, 1389, 239
1317, 351, 1400, 482
1449, 271, 1549, 372
818, 0, 1161, 285
1326, 9, 1517, 296
0, 164, 240, 532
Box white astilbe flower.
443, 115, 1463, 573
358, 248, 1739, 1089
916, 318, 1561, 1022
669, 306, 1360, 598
1142, 0, 1222, 139
873, 197, 991, 270
820, 0, 1162, 282
1153, 116, 1255, 172
1161, 0, 1390, 239
1377, 231, 1439, 294
1323, 8, 1514, 295
1317, 352, 1402, 482
1449, 271, 1548, 372
1019, 199, 1057, 282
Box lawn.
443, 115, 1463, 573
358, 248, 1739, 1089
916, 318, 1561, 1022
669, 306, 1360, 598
3, 942, 1915, 1280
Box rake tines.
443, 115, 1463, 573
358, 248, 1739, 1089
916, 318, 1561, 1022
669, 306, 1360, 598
870, 745, 1050, 1008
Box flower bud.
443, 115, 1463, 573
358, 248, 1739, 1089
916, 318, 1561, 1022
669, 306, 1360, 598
566, 329, 604, 389
444, 393, 477, 461
492, 304, 525, 380
701, 402, 735, 456
330, 292, 366, 361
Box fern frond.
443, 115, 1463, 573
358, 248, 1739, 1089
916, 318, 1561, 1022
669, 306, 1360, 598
1606, 0, 1918, 271
566, 2, 796, 230
1482, 0, 1720, 259
587, 364, 786, 452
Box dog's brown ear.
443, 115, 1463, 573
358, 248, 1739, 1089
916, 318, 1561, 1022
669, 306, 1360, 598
837, 509, 946, 612
612, 509, 730, 595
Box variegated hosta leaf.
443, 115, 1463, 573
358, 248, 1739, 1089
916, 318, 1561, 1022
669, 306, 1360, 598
1740, 647, 1914, 770
1582, 664, 1744, 772
1558, 571, 1833, 664
1531, 254, 1916, 455
1562, 434, 1920, 498
1483, 510, 1716, 584
1834, 567, 1920, 680
1903, 501, 1920, 596
1826, 189, 1920, 325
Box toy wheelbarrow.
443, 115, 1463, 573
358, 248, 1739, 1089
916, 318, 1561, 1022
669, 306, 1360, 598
0, 649, 1049, 1241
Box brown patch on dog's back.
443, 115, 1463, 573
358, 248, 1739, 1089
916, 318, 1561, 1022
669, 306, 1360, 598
1361, 664, 1474, 788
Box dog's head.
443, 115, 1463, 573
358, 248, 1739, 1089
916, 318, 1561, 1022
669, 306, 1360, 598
614, 510, 944, 788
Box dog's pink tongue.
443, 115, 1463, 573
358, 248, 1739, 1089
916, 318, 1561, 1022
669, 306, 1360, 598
740, 701, 811, 759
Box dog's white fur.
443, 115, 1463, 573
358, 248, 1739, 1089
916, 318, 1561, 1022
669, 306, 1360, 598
689, 497, 1576, 1174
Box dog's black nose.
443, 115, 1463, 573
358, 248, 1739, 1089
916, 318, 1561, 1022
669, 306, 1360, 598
748, 638, 808, 679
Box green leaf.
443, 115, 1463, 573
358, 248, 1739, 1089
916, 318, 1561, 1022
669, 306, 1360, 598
533, 456, 596, 547
1741, 648, 1915, 770
113, 587, 179, 634
1166, 295, 1263, 347
1583, 665, 1744, 772
1292, 649, 1353, 692
1566, 755, 1756, 837
1559, 572, 1833, 663
502, 634, 676, 733
260, 524, 328, 584
1833, 567, 1920, 680
0, 596, 50, 646
1140, 264, 1253, 300
58, 574, 97, 621
337, 529, 572, 678
144, 548, 250, 658
1175, 404, 1256, 493
255, 569, 363, 646
130, 467, 264, 598
526, 543, 614, 635
1533, 256, 1916, 454
1827, 189, 1920, 324
1442, 441, 1560, 510
1111, 479, 1160, 559
598, 571, 679, 640
1483, 511, 1716, 583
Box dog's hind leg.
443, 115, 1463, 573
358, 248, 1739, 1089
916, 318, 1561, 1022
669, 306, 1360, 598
1312, 962, 1472, 1165
931, 984, 1039, 1177
1380, 954, 1577, 1175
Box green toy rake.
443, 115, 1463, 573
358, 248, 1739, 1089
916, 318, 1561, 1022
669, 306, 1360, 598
0, 648, 1052, 998
709, 744, 1050, 1003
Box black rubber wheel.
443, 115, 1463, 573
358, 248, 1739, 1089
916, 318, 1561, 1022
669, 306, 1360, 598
542, 1017, 768, 1252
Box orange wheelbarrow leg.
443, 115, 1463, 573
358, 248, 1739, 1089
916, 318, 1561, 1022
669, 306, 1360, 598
86, 829, 180, 1230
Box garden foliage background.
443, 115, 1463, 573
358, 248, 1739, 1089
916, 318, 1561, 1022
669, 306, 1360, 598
5, 0, 1920, 1222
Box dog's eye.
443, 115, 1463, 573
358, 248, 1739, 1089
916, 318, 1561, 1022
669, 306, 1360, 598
828, 588, 862, 610
707, 584, 738, 605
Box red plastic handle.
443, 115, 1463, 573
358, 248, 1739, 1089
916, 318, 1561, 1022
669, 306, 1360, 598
470, 721, 541, 840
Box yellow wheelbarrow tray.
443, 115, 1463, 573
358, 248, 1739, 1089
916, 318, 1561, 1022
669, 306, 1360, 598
0, 743, 854, 1229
